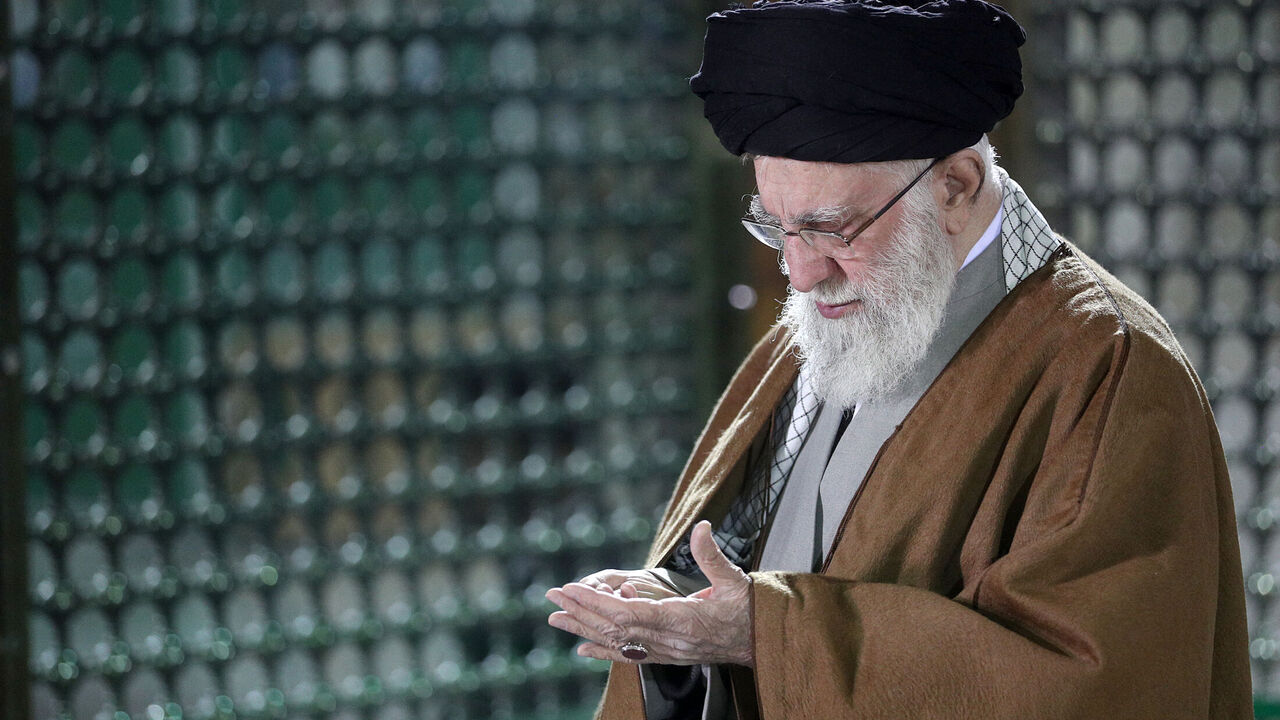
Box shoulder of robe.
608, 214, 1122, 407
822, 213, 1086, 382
1004, 241, 1207, 413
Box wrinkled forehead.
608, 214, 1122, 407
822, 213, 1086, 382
752, 156, 887, 220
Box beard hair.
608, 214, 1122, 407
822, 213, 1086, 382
779, 188, 958, 410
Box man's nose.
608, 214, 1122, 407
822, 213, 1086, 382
782, 236, 838, 293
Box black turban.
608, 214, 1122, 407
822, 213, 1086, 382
689, 0, 1026, 163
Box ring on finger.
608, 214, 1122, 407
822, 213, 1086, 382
620, 641, 649, 661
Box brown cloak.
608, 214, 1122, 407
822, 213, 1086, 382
595, 243, 1252, 719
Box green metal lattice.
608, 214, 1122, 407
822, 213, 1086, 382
7, 1, 702, 718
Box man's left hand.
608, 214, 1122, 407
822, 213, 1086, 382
545, 520, 754, 667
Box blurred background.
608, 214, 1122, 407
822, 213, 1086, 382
0, 0, 1277, 718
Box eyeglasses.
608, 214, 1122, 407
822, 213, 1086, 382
741, 156, 942, 260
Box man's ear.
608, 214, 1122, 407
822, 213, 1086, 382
937, 150, 985, 235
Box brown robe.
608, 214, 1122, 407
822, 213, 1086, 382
595, 243, 1252, 719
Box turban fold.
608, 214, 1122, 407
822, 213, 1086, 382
690, 0, 1026, 163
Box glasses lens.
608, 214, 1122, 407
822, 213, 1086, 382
799, 229, 856, 259
741, 220, 783, 249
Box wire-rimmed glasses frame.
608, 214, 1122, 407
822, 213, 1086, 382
741, 156, 942, 259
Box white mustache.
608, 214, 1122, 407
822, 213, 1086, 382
808, 280, 863, 306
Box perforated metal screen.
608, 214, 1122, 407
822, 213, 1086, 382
9, 1, 1280, 718
8, 2, 699, 718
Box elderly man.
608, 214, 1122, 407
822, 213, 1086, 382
546, 2, 1252, 718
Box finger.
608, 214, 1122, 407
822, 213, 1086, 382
619, 582, 679, 600
546, 586, 580, 609
576, 642, 619, 661
551, 607, 682, 662
577, 569, 625, 587
548, 590, 624, 647
577, 641, 661, 664
577, 641, 653, 664
549, 608, 639, 651
547, 610, 601, 644
690, 520, 747, 588
553, 585, 636, 647
578, 638, 700, 666
560, 583, 663, 628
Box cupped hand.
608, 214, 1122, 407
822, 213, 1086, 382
545, 520, 754, 667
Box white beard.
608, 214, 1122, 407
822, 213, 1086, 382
779, 193, 958, 409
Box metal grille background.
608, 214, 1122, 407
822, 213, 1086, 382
1024, 1, 1279, 702
7, 1, 698, 719
11, 0, 1280, 717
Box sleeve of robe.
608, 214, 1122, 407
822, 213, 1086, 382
748, 293, 1253, 718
